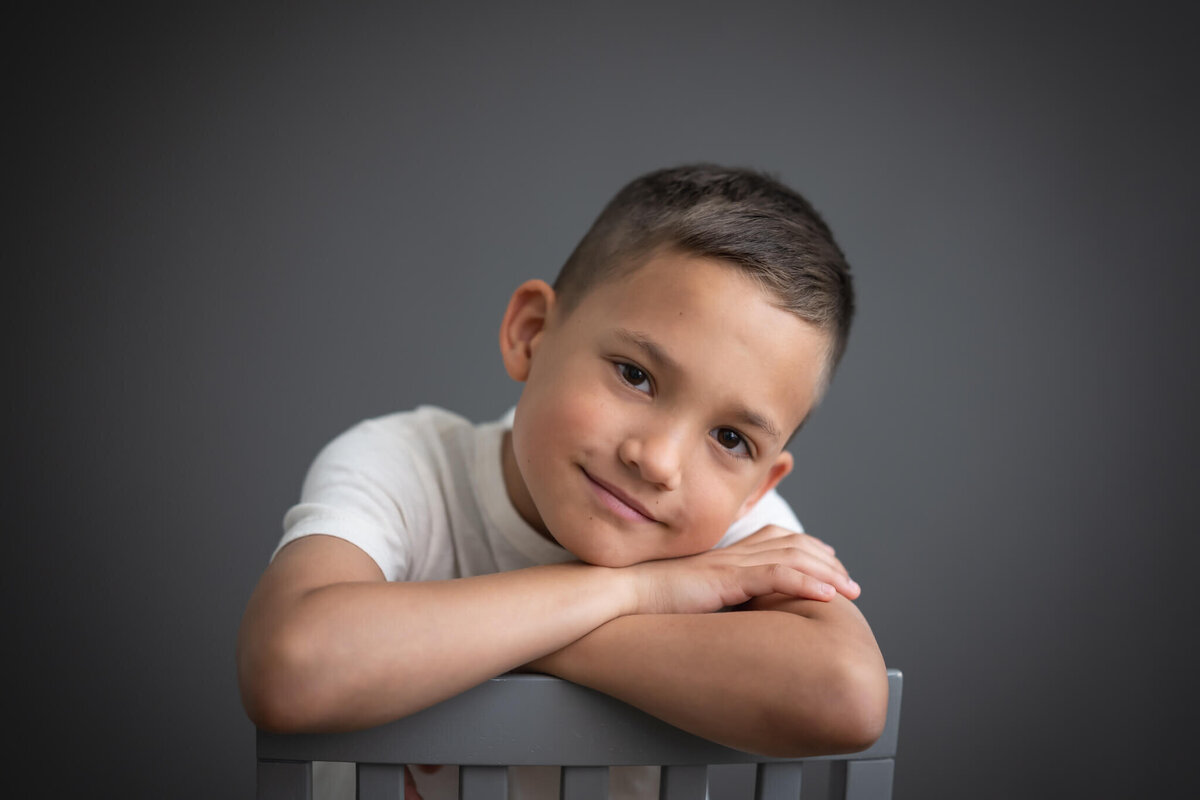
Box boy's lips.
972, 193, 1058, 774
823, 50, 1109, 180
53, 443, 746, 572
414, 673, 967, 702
581, 468, 660, 524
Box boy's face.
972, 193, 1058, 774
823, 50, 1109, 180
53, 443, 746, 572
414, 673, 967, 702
500, 249, 829, 568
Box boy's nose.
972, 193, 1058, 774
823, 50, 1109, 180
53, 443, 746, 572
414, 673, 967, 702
618, 432, 682, 491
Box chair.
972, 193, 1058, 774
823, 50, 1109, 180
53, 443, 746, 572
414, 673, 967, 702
257, 668, 902, 800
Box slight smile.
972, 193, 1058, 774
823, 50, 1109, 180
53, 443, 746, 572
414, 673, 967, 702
581, 468, 660, 524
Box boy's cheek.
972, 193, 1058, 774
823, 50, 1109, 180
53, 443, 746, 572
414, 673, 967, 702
519, 389, 615, 459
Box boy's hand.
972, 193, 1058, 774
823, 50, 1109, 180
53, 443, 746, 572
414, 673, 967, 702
627, 525, 859, 615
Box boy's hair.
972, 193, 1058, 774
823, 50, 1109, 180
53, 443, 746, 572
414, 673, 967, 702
553, 163, 855, 378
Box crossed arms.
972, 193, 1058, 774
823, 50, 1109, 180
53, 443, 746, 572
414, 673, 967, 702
236, 527, 888, 758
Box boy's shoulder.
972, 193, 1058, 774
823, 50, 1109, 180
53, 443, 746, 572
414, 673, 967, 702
281, 405, 521, 580
313, 405, 489, 471
300, 405, 512, 513
336, 404, 477, 442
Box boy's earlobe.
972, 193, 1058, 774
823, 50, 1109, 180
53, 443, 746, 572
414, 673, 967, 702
499, 280, 556, 382
736, 451, 794, 519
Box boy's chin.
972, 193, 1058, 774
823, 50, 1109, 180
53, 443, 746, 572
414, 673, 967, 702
574, 552, 642, 569
557, 539, 649, 569
567, 542, 697, 569
558, 532, 718, 568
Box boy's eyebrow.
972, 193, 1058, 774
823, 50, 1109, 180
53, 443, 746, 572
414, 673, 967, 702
731, 406, 782, 442
615, 328, 681, 374
614, 328, 783, 442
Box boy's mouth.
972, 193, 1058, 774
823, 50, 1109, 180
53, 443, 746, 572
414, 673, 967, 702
580, 468, 660, 524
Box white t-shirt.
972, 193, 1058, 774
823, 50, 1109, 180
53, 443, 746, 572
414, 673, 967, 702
273, 405, 804, 800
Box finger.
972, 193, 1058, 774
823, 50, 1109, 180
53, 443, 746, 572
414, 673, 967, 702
731, 526, 793, 546
732, 531, 841, 568
743, 526, 838, 555
740, 537, 852, 581
805, 544, 851, 582
404, 766, 425, 800
736, 563, 839, 602
738, 548, 859, 599
784, 535, 848, 577
800, 530, 838, 555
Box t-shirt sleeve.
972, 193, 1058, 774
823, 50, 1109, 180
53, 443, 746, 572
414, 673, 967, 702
273, 418, 427, 581
713, 488, 804, 548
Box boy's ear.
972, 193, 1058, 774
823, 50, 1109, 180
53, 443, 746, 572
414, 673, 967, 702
736, 451, 794, 519
499, 280, 556, 382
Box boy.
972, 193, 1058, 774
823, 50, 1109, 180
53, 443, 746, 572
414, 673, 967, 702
237, 164, 888, 799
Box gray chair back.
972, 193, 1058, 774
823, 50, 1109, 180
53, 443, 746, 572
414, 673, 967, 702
257, 669, 902, 800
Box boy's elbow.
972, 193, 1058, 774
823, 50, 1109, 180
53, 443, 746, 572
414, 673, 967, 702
821, 654, 889, 752
240, 679, 305, 734
238, 624, 326, 733
768, 649, 889, 757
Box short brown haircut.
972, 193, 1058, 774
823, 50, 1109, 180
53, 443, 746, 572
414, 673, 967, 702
553, 163, 855, 379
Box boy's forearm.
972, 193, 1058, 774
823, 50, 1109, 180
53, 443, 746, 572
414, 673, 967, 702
525, 595, 888, 757
239, 527, 873, 738
239, 555, 634, 733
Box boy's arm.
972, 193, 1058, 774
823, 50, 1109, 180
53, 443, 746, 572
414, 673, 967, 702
523, 592, 888, 757
237, 534, 627, 732
236, 527, 847, 734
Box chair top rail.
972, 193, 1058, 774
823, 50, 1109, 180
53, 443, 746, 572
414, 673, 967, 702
257, 669, 901, 767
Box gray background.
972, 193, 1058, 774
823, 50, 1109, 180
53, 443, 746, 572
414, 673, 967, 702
12, 2, 1197, 797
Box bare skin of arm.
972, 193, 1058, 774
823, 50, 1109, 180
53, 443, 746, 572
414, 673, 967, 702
523, 594, 887, 757
237, 527, 885, 756
238, 534, 630, 732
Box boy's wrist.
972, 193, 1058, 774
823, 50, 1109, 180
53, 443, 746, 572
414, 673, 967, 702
546, 560, 640, 621
587, 562, 642, 619
609, 560, 664, 617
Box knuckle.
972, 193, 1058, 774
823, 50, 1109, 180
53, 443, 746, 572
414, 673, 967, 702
763, 562, 787, 580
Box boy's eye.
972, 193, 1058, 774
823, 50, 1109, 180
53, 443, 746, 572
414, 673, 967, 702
712, 427, 750, 456
616, 362, 652, 393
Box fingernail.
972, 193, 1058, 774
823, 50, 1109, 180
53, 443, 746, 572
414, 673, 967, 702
820, 583, 835, 595
849, 579, 860, 593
